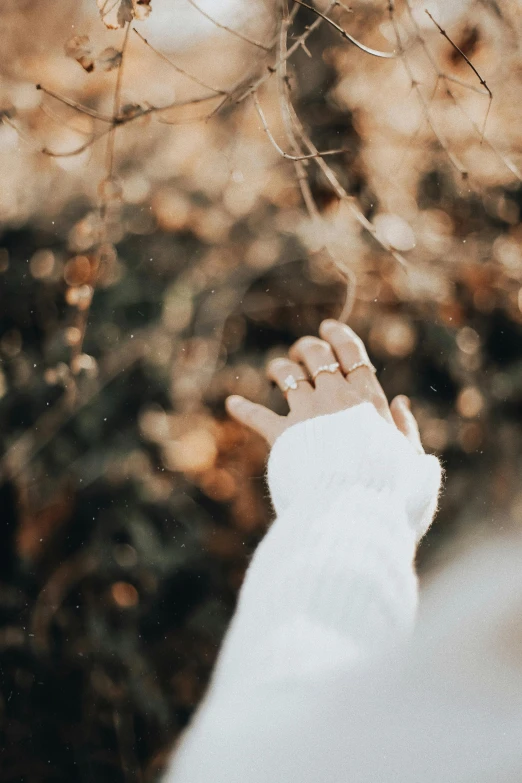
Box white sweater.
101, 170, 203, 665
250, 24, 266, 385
164, 403, 522, 783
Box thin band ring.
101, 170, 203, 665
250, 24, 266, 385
311, 362, 340, 381
344, 359, 376, 376
281, 374, 309, 395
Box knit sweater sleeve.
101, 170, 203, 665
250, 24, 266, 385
163, 402, 442, 783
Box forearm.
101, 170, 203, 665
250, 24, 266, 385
210, 485, 419, 692
164, 404, 442, 782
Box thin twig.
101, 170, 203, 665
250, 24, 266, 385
293, 0, 396, 58
277, 8, 356, 318
253, 92, 346, 160
40, 129, 112, 157
424, 9, 493, 136
39, 103, 95, 136
442, 73, 488, 95
156, 110, 220, 126
31, 91, 221, 157
67, 23, 132, 377
186, 0, 271, 51
276, 6, 320, 215
106, 21, 132, 180
388, 1, 468, 178
234, 0, 337, 103
36, 84, 114, 123
425, 9, 492, 138
288, 100, 408, 266
403, 0, 520, 180
133, 29, 228, 94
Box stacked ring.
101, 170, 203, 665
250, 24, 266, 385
344, 360, 376, 376
281, 374, 309, 394
311, 362, 340, 381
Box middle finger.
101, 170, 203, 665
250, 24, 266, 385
288, 336, 344, 388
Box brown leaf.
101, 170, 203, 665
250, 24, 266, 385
96, 0, 152, 30
96, 46, 122, 71
64, 34, 94, 73
133, 0, 152, 22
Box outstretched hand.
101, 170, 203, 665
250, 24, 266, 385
226, 319, 423, 452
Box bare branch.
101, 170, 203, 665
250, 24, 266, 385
253, 92, 347, 160
425, 10, 492, 138
442, 74, 489, 96
36, 84, 114, 123
41, 129, 111, 157
33, 83, 223, 147
388, 1, 468, 178
39, 102, 95, 136
186, 0, 271, 51
288, 100, 408, 266
105, 20, 132, 180
156, 109, 218, 126
403, 0, 520, 180
424, 11, 491, 97
276, 7, 319, 214
277, 7, 356, 319
293, 0, 396, 58
234, 0, 337, 104
133, 29, 228, 95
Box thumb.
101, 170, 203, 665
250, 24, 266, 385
226, 395, 285, 446
390, 395, 424, 454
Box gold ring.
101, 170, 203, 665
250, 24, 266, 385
345, 360, 376, 375
311, 362, 340, 381
281, 374, 309, 394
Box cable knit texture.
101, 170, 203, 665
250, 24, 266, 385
164, 403, 443, 783
267, 402, 442, 541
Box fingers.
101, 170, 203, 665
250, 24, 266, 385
390, 395, 424, 453
267, 357, 313, 407
319, 320, 377, 392
319, 319, 391, 420
226, 395, 285, 445
288, 336, 343, 388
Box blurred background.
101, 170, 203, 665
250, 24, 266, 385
1, 0, 522, 780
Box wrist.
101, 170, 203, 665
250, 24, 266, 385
266, 403, 442, 540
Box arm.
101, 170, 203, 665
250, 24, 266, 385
163, 321, 442, 783
209, 403, 441, 691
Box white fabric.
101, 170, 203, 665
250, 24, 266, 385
164, 403, 522, 783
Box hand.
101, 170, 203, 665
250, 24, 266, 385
226, 319, 423, 452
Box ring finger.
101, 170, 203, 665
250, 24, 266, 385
288, 336, 343, 388
319, 321, 377, 391
319, 320, 391, 420
267, 357, 313, 407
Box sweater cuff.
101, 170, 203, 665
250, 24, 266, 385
266, 403, 442, 541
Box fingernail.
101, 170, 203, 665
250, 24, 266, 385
226, 395, 244, 409
320, 319, 338, 330
399, 395, 411, 410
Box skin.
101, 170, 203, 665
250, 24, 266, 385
226, 319, 424, 454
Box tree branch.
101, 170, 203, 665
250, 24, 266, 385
253, 92, 347, 160
133, 29, 228, 95
425, 9, 492, 138
293, 0, 396, 59
186, 0, 271, 51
